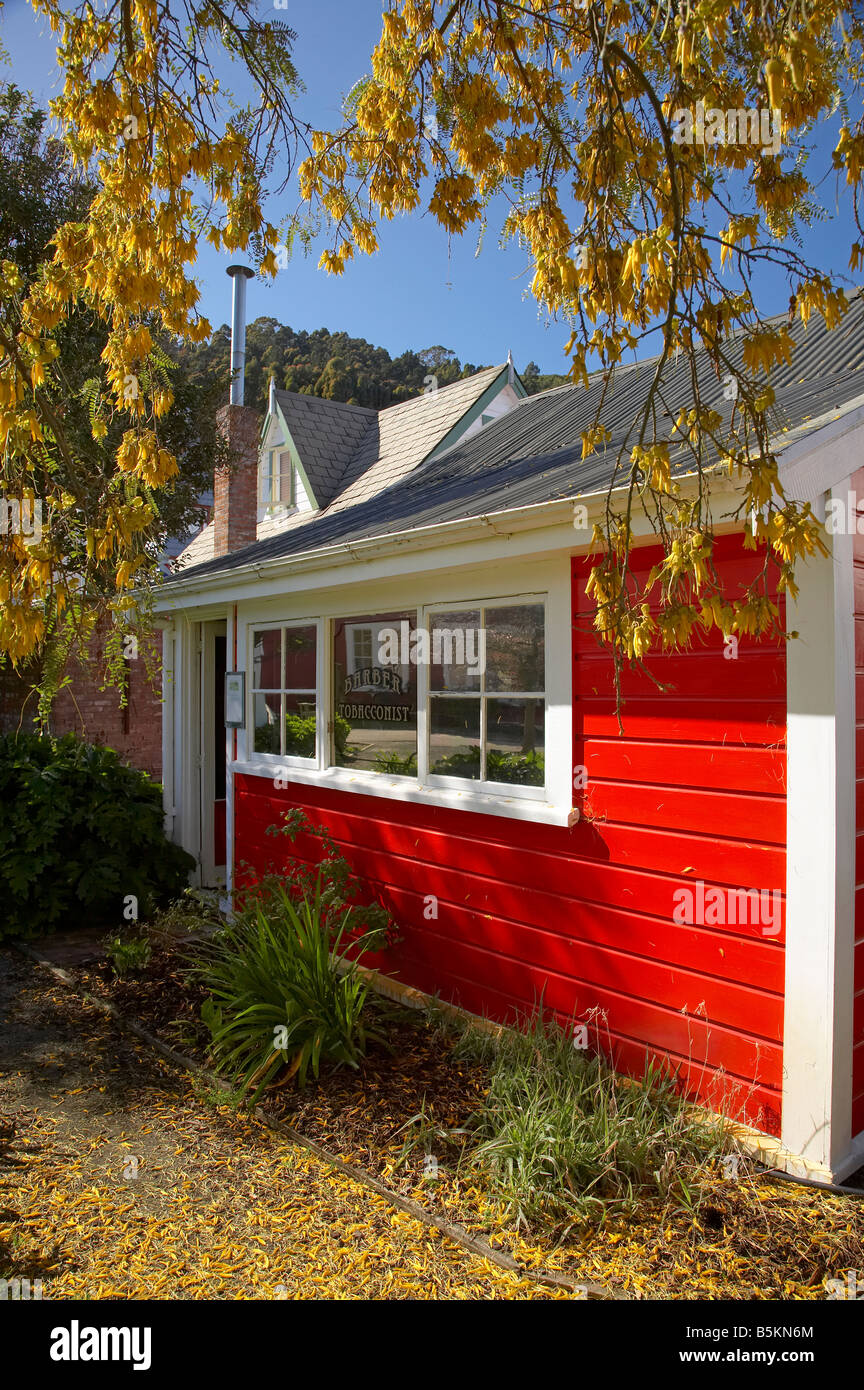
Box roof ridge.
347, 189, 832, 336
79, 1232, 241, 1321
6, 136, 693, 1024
376, 362, 506, 419
274, 388, 377, 418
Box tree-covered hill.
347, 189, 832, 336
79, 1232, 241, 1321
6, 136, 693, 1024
176, 319, 567, 415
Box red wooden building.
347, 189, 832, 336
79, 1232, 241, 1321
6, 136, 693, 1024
156, 296, 864, 1183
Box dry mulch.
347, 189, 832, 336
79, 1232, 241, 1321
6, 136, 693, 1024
17, 931, 864, 1300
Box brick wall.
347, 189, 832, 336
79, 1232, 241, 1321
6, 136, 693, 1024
48, 625, 164, 780
214, 402, 259, 557
0, 657, 40, 733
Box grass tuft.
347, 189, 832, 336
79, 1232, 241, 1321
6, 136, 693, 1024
447, 1009, 734, 1229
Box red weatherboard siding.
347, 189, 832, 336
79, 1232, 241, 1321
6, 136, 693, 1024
234, 531, 786, 1134
852, 469, 864, 1138
574, 534, 786, 1131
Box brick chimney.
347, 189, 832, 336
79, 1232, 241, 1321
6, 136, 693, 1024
213, 263, 258, 558
213, 402, 259, 557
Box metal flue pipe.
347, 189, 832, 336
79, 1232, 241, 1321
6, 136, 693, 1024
226, 264, 254, 406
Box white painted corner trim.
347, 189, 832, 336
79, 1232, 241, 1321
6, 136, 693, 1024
783, 491, 857, 1179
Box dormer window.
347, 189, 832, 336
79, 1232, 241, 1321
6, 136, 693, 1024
260, 448, 294, 511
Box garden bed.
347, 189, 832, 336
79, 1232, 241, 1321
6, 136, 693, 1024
70, 926, 864, 1301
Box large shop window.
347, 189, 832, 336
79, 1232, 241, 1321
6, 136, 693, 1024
250, 623, 317, 758
332, 611, 419, 775
246, 599, 547, 799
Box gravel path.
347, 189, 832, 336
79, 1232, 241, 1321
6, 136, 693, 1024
0, 949, 563, 1300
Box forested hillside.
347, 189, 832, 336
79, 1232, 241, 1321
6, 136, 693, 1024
176, 318, 567, 414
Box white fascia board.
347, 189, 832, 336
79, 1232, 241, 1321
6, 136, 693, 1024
776, 393, 864, 510
154, 477, 752, 614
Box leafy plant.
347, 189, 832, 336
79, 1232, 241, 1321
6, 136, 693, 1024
190, 873, 385, 1103
256, 713, 350, 760
430, 747, 545, 786
105, 933, 152, 977
0, 732, 196, 940
145, 887, 225, 939
283, 713, 316, 758
374, 749, 417, 775
260, 808, 398, 950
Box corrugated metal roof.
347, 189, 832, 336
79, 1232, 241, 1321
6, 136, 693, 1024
172, 298, 864, 582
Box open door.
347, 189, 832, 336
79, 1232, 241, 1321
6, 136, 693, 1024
199, 620, 228, 886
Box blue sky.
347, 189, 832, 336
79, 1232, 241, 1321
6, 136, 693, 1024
1, 0, 859, 375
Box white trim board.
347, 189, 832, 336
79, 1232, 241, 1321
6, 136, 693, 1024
231, 760, 575, 828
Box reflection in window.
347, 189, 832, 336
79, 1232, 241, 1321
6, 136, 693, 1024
250, 625, 316, 758
429, 603, 545, 786
332, 612, 418, 775
260, 448, 294, 509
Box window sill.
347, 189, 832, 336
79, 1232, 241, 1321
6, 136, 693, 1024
231, 759, 577, 827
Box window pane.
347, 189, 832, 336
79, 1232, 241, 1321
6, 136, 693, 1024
429, 697, 481, 779
284, 625, 316, 691
485, 604, 545, 692
252, 629, 281, 690
259, 454, 274, 506
278, 450, 294, 505
332, 612, 418, 774
253, 692, 282, 755
283, 693, 316, 759
429, 610, 483, 692
486, 698, 545, 786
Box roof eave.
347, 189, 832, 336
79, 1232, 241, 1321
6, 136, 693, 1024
155, 394, 864, 610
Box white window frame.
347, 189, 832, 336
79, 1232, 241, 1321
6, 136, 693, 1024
236, 572, 571, 828
258, 446, 295, 518
324, 594, 546, 801
422, 596, 547, 803
247, 618, 322, 769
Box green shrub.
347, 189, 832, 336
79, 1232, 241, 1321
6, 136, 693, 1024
192, 810, 398, 1103
452, 1011, 729, 1227
374, 749, 418, 775
283, 713, 316, 758
263, 807, 397, 948
0, 732, 195, 940
144, 887, 225, 938
430, 747, 545, 785
256, 714, 350, 760
191, 874, 384, 1103
105, 932, 152, 977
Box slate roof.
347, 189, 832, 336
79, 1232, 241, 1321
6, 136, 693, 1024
329, 364, 507, 510
169, 297, 864, 583
173, 363, 510, 569
273, 390, 375, 507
